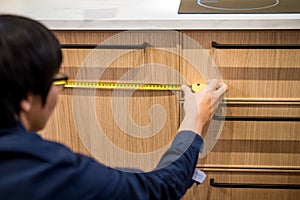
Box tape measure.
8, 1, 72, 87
53, 80, 206, 93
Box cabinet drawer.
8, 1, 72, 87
182, 171, 300, 200
181, 30, 300, 99
197, 103, 300, 168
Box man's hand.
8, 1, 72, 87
179, 79, 228, 136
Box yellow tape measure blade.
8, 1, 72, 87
55, 80, 206, 93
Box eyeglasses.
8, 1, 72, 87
52, 74, 69, 91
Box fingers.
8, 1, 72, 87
214, 83, 228, 99
207, 79, 221, 91
181, 80, 228, 100
206, 79, 228, 95
206, 79, 228, 109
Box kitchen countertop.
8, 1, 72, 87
0, 0, 300, 30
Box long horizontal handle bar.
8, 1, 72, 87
212, 115, 300, 121
212, 41, 300, 49
224, 98, 300, 105
61, 42, 150, 49
210, 179, 300, 189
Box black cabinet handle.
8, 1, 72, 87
223, 98, 300, 105
212, 41, 300, 49
212, 115, 300, 121
61, 42, 150, 49
210, 179, 300, 189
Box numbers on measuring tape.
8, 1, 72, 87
54, 80, 206, 93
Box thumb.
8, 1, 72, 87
181, 85, 192, 96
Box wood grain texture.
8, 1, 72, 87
182, 171, 300, 200
181, 30, 300, 199
40, 31, 181, 171
39, 30, 300, 199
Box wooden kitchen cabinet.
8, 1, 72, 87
39, 30, 300, 199
39, 30, 181, 171
181, 30, 300, 199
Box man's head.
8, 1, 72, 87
0, 15, 62, 130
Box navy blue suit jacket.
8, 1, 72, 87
0, 123, 203, 200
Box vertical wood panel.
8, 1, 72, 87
40, 31, 181, 171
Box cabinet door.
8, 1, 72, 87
181, 30, 300, 199
39, 31, 181, 171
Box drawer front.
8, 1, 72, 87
198, 104, 300, 168
182, 171, 300, 200
181, 30, 300, 99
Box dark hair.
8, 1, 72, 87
0, 15, 62, 128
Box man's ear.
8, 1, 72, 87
20, 94, 34, 112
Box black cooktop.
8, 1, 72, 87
179, 0, 300, 14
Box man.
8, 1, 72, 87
0, 14, 228, 199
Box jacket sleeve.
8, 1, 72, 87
63, 130, 204, 200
